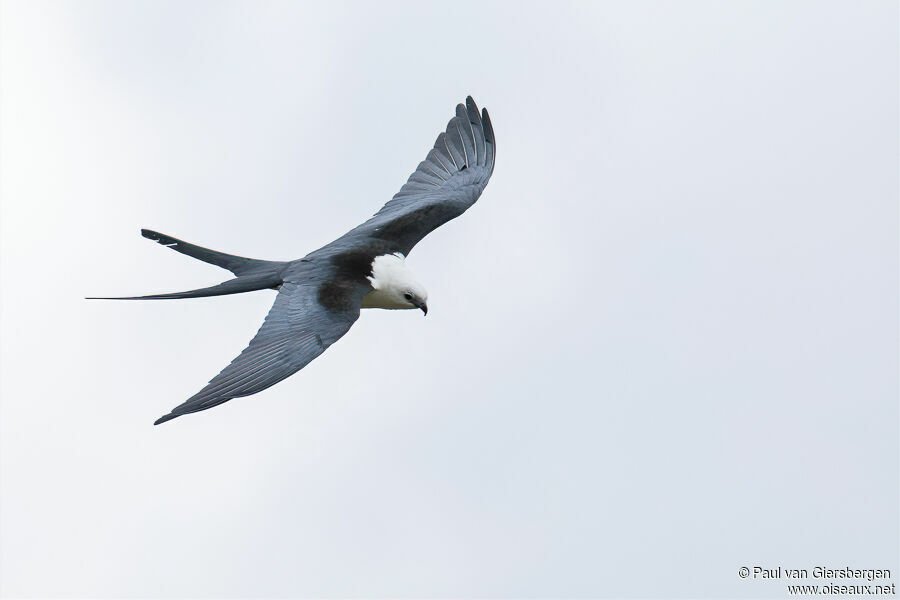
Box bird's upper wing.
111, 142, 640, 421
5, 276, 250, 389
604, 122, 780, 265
344, 96, 496, 256
153, 279, 359, 424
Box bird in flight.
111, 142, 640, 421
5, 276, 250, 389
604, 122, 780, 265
90, 96, 495, 425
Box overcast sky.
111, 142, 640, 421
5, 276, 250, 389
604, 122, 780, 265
1, 1, 897, 598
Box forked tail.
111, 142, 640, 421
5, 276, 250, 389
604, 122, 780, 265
87, 229, 287, 300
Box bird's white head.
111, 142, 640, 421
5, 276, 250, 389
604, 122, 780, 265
362, 253, 429, 314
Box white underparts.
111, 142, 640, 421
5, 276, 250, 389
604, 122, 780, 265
360, 253, 428, 310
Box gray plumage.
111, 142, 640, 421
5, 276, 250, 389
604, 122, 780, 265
90, 97, 495, 425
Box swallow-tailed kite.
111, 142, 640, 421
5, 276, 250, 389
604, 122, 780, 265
90, 96, 495, 425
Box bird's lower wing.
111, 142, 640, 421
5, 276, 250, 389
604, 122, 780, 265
154, 280, 359, 424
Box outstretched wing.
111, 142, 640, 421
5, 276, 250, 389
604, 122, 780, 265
345, 96, 496, 256
153, 280, 359, 425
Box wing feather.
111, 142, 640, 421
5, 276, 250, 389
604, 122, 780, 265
455, 104, 476, 167
482, 108, 496, 172
426, 148, 454, 175
465, 97, 485, 166
444, 123, 467, 168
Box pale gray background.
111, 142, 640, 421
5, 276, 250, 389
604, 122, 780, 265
1, 1, 897, 598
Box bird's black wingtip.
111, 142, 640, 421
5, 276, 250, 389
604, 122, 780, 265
154, 413, 178, 426
482, 108, 494, 142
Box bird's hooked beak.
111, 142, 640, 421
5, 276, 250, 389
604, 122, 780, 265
415, 300, 428, 316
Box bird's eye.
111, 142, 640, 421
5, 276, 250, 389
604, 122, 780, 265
403, 293, 413, 301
